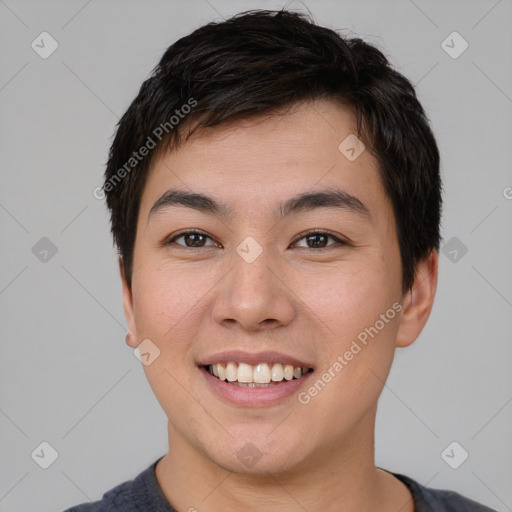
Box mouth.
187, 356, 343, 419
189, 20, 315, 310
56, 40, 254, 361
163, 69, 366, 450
203, 362, 314, 387
198, 352, 315, 406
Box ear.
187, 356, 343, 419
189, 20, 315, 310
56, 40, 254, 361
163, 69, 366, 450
119, 257, 139, 348
396, 250, 438, 348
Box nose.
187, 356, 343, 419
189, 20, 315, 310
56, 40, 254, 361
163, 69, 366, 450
212, 245, 296, 332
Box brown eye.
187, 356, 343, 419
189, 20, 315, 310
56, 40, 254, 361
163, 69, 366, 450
167, 231, 217, 248
306, 233, 329, 248
293, 231, 347, 249
183, 233, 207, 247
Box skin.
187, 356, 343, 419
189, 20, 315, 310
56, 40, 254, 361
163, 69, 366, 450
121, 99, 438, 512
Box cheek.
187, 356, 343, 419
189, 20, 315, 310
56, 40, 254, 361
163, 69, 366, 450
292, 257, 401, 399
131, 264, 210, 419
292, 258, 398, 333
131, 261, 210, 339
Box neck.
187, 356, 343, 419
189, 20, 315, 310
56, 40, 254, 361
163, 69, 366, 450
155, 407, 412, 512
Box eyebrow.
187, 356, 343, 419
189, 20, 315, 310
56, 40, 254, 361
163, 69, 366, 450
148, 187, 369, 222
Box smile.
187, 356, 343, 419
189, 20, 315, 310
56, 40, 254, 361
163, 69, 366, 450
206, 362, 313, 386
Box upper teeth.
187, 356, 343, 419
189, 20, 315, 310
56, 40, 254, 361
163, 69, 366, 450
209, 362, 306, 384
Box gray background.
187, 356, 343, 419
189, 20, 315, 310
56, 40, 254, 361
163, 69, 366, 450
1, 0, 511, 510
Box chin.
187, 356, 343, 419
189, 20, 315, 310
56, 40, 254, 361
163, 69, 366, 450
203, 431, 306, 476
216, 450, 300, 476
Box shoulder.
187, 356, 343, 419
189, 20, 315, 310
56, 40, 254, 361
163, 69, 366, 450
62, 479, 138, 512
392, 472, 498, 512
62, 458, 174, 512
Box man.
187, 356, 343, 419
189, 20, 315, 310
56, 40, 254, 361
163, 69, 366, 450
65, 9, 496, 512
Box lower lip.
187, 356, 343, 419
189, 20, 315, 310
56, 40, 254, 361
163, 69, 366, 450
199, 366, 313, 406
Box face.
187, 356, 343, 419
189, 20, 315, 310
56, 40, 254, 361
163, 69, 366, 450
122, 99, 432, 476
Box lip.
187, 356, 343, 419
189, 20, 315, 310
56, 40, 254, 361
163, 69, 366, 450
198, 350, 313, 369
200, 366, 314, 406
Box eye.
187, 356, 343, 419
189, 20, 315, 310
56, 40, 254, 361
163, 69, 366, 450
165, 230, 219, 248
292, 230, 348, 249
165, 229, 348, 250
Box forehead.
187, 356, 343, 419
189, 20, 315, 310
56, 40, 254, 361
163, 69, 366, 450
140, 99, 386, 219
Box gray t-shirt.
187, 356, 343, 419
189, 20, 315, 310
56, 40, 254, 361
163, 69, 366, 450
63, 458, 497, 511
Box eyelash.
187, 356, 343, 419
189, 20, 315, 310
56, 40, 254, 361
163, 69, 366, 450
165, 229, 349, 250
